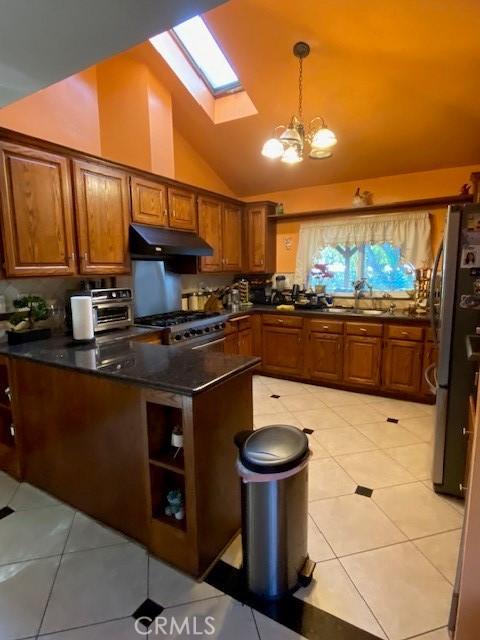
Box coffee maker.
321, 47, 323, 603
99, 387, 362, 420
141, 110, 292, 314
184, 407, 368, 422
234, 274, 274, 305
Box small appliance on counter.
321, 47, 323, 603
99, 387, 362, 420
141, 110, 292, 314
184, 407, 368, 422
234, 274, 274, 305
66, 287, 133, 334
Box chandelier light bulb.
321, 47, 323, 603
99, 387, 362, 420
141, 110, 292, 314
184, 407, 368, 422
261, 137, 284, 159
311, 126, 337, 150
281, 145, 303, 164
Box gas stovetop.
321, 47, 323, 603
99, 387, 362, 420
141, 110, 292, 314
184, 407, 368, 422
135, 311, 226, 344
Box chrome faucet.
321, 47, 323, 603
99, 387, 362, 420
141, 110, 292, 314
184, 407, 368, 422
352, 278, 372, 311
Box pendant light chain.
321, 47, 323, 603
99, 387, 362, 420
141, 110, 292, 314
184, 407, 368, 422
298, 56, 303, 122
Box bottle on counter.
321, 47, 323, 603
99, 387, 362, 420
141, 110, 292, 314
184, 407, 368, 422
188, 292, 199, 311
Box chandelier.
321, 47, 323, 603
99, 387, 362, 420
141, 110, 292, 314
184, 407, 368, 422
261, 42, 337, 164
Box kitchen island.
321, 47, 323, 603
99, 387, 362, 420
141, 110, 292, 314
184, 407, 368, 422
0, 332, 260, 578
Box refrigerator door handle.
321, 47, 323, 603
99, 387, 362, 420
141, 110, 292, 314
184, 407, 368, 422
424, 362, 437, 395
430, 239, 443, 344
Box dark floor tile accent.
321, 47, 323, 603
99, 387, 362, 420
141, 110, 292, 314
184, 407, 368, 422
206, 560, 379, 640
355, 486, 373, 498
0, 506, 14, 520
132, 599, 164, 629
271, 394, 281, 399
386, 417, 399, 423
303, 428, 314, 435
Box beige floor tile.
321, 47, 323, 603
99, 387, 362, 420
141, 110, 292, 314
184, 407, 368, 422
278, 393, 327, 412
365, 397, 429, 419
421, 483, 465, 515
253, 412, 300, 429
398, 416, 435, 443
309, 493, 406, 556
253, 375, 276, 385
335, 450, 416, 488
409, 628, 449, 640
307, 387, 370, 407
385, 443, 433, 480
372, 482, 463, 538
292, 408, 351, 430
357, 421, 422, 448
306, 434, 331, 460
265, 379, 312, 396
413, 529, 462, 584
307, 515, 335, 562
314, 427, 378, 456
295, 559, 386, 638
341, 542, 453, 640
309, 458, 357, 501
253, 396, 285, 414
333, 404, 388, 425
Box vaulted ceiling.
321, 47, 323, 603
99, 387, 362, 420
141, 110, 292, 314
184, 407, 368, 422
136, 0, 480, 196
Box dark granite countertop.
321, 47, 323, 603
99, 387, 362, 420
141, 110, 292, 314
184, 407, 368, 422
225, 304, 431, 323
0, 329, 260, 396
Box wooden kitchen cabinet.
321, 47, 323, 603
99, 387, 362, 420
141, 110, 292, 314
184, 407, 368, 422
224, 316, 253, 356
343, 335, 382, 388
262, 315, 304, 376
383, 339, 423, 394
198, 197, 223, 272
73, 160, 130, 275
168, 187, 197, 231
198, 199, 243, 272
245, 203, 276, 272
308, 333, 344, 382
130, 175, 168, 227
0, 141, 77, 276
222, 204, 243, 271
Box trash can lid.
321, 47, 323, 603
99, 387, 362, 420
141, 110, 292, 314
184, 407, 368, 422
240, 425, 309, 474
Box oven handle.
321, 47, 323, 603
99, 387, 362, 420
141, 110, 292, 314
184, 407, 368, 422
192, 336, 226, 351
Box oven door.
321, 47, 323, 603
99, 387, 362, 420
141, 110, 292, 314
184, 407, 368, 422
191, 335, 226, 352
93, 302, 133, 332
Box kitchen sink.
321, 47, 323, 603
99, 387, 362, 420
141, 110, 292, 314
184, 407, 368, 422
359, 309, 384, 316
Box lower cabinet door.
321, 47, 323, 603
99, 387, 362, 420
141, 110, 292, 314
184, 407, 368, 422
308, 333, 343, 382
343, 336, 382, 387
238, 328, 253, 356
224, 331, 239, 355
262, 326, 303, 376
383, 339, 423, 394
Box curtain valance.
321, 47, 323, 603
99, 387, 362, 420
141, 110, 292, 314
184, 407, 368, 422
294, 211, 432, 286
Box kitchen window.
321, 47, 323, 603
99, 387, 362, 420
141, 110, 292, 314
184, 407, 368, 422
309, 242, 416, 294
295, 211, 432, 294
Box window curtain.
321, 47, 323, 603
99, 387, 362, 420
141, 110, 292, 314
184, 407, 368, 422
294, 211, 432, 286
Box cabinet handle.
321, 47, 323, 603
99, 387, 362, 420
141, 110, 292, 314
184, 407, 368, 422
460, 483, 468, 493
322, 325, 329, 330
276, 319, 284, 323
360, 328, 367, 333
172, 210, 176, 217
401, 331, 409, 336
9, 423, 15, 437
82, 252, 88, 263
463, 427, 473, 436
260, 259, 264, 265
4, 386, 11, 402
69, 252, 75, 264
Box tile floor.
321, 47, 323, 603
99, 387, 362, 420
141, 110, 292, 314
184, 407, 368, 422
0, 375, 463, 640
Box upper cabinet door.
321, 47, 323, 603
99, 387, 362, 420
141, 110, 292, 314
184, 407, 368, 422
222, 204, 243, 271
168, 187, 197, 231
0, 142, 76, 277
198, 197, 222, 272
73, 160, 130, 275
246, 204, 276, 273
131, 176, 168, 227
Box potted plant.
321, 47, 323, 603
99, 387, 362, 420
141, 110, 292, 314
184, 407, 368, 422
7, 295, 51, 345
311, 263, 334, 293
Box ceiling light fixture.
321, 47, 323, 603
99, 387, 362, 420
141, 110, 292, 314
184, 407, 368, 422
261, 42, 337, 164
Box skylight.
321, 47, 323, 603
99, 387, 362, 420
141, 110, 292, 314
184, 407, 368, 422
172, 16, 241, 94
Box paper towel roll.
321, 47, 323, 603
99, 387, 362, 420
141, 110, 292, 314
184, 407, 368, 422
71, 296, 95, 341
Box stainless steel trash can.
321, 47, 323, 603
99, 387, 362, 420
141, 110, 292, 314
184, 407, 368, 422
235, 425, 313, 600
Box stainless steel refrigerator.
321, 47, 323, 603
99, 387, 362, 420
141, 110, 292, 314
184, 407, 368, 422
430, 203, 480, 497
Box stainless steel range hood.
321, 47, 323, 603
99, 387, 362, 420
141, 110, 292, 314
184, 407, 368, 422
129, 223, 213, 260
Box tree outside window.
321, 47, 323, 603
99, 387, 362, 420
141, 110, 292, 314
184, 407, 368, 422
309, 242, 415, 293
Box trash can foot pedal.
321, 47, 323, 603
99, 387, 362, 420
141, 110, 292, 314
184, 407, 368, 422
298, 556, 316, 587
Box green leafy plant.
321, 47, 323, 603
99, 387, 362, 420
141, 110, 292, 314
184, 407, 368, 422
9, 295, 50, 331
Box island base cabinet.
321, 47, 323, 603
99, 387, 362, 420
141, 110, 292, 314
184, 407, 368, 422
383, 339, 423, 394
343, 336, 382, 388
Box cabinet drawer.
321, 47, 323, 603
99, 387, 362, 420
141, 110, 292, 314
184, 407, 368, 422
262, 315, 303, 329
309, 319, 344, 334
346, 322, 383, 337
224, 322, 238, 336
386, 324, 424, 341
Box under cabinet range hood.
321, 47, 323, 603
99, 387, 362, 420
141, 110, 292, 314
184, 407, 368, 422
129, 223, 213, 261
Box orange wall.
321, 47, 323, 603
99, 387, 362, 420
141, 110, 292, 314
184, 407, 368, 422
173, 128, 234, 197
0, 68, 101, 155
246, 165, 480, 272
